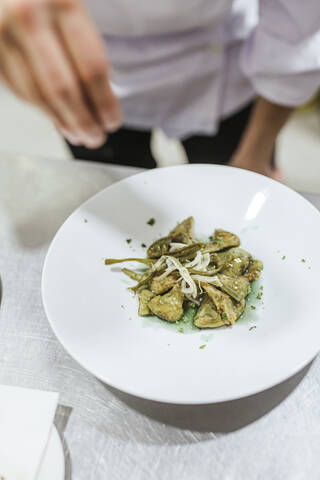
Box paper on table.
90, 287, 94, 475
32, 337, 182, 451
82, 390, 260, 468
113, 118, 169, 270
0, 385, 59, 480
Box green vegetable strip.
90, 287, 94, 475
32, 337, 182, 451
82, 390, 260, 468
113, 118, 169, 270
188, 267, 222, 276
171, 243, 203, 258
105, 258, 154, 266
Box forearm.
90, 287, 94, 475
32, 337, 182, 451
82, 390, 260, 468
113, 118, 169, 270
232, 97, 293, 166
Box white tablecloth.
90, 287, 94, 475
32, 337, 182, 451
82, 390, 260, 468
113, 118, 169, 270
0, 154, 320, 480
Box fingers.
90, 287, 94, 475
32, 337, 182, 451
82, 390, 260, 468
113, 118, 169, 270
22, 25, 106, 146
2, 0, 110, 147
0, 0, 120, 146
0, 31, 82, 144
0, 33, 41, 103
56, 2, 121, 131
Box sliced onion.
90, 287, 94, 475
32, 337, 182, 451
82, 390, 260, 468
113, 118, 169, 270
200, 252, 210, 270
152, 256, 166, 271
185, 251, 210, 272
191, 274, 222, 287
181, 279, 193, 295
185, 294, 201, 305
156, 265, 176, 281
150, 254, 199, 298
169, 242, 187, 252
184, 251, 202, 268
165, 256, 198, 298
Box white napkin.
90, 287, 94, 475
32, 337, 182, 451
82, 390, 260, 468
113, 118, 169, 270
0, 385, 59, 480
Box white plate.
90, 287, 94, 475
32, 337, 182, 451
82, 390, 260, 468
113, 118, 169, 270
42, 165, 320, 404
37, 426, 64, 480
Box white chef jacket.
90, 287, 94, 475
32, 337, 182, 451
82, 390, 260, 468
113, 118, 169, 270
83, 0, 320, 138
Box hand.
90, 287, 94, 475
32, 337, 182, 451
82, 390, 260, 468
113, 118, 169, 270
0, 0, 122, 147
228, 98, 292, 181
229, 154, 283, 182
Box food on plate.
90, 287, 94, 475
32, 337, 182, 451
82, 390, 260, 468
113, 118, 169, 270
105, 217, 263, 329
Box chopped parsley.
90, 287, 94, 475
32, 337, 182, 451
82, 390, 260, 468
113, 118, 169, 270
257, 265, 263, 271
147, 218, 156, 226
199, 344, 206, 349
126, 238, 132, 244
209, 235, 214, 241
141, 243, 147, 248
256, 292, 263, 300
222, 313, 228, 321
282, 255, 286, 260
250, 305, 256, 310
121, 305, 125, 309
260, 285, 263, 290
249, 326, 257, 331
214, 237, 222, 244
178, 327, 184, 333
301, 258, 306, 263
84, 218, 88, 223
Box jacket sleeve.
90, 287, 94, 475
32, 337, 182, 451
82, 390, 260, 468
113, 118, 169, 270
241, 0, 320, 106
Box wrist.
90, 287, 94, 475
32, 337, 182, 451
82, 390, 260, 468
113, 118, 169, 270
232, 139, 275, 168
232, 96, 292, 166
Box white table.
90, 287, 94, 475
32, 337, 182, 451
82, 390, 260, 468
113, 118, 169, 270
1, 154, 320, 480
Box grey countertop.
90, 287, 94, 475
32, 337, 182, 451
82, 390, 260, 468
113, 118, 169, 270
1, 154, 320, 480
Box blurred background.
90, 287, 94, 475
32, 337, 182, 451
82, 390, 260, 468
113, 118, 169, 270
1, 82, 319, 193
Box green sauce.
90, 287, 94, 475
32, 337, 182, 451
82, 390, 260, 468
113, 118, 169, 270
142, 305, 199, 333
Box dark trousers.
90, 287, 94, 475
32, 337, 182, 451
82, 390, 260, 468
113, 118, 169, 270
68, 103, 253, 168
